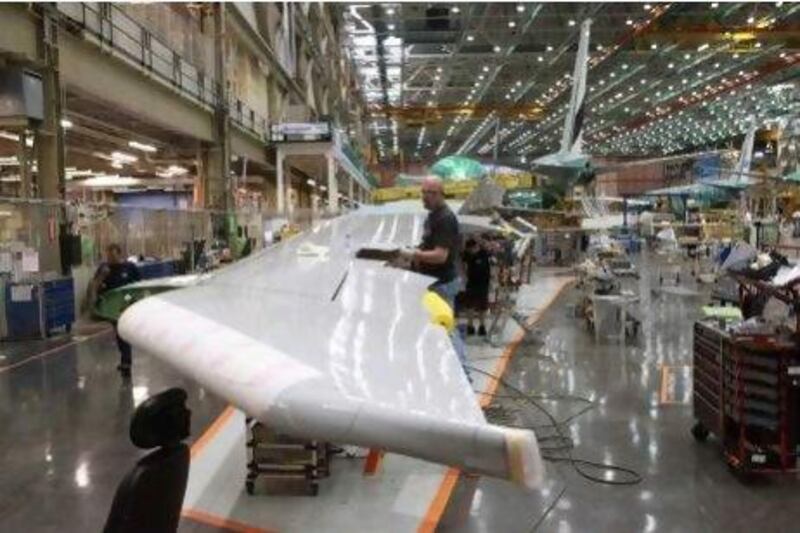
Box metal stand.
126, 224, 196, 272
244, 418, 332, 496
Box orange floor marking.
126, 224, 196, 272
364, 448, 386, 475
418, 278, 575, 532
182, 508, 274, 533
0, 326, 112, 375
190, 405, 236, 459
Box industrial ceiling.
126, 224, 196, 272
342, 2, 800, 167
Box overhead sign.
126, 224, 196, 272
270, 122, 331, 142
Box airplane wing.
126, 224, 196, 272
118, 211, 544, 489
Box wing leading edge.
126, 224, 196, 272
118, 212, 545, 489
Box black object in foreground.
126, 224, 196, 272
104, 388, 192, 533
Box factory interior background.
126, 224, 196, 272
1, 1, 800, 532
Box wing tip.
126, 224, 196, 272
504, 428, 545, 489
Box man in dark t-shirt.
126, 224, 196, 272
90, 243, 141, 378
399, 177, 469, 378
402, 177, 461, 291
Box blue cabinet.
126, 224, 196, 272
4, 277, 75, 340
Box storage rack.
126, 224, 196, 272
244, 418, 332, 496
692, 283, 800, 474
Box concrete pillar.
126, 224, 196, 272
17, 133, 31, 199
348, 174, 354, 209
33, 10, 63, 273
326, 151, 337, 214
207, 3, 231, 211
276, 148, 285, 213
35, 63, 64, 200
199, 144, 229, 210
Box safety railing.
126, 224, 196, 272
56, 2, 269, 141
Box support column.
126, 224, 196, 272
276, 148, 285, 213
326, 151, 337, 214
34, 8, 64, 201
18, 133, 31, 199
348, 174, 354, 209
207, 3, 231, 211
34, 7, 63, 273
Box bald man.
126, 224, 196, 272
402, 178, 461, 300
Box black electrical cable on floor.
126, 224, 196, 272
466, 364, 643, 486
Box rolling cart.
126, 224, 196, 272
245, 418, 333, 496
692, 274, 800, 475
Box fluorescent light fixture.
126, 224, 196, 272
697, 43, 709, 52
451, 6, 460, 13
81, 175, 141, 187
0, 131, 20, 142
517, 4, 525, 12
111, 151, 138, 164
128, 141, 157, 153
0, 156, 19, 166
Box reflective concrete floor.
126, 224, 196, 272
0, 324, 227, 532
3, 254, 800, 532
441, 256, 800, 532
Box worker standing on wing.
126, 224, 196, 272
400, 177, 469, 374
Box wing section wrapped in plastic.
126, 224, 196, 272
118, 212, 544, 488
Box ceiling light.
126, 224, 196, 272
466, 34, 474, 42
436, 67, 443, 73
684, 53, 691, 59
60, 119, 73, 129
387, 23, 395, 31
482, 65, 490, 72
568, 19, 576, 27
650, 43, 658, 50
508, 21, 516, 28
754, 41, 762, 48
516, 80, 522, 87
747, 16, 755, 24
451, 6, 460, 13
385, 7, 395, 15
537, 56, 543, 62
697, 43, 709, 52
546, 45, 554, 52
626, 19, 633, 26
493, 45, 502, 53
733, 53, 740, 59
711, 2, 719, 7
128, 141, 157, 153
110, 151, 138, 164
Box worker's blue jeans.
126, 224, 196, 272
430, 277, 470, 379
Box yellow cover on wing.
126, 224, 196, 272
423, 291, 455, 332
